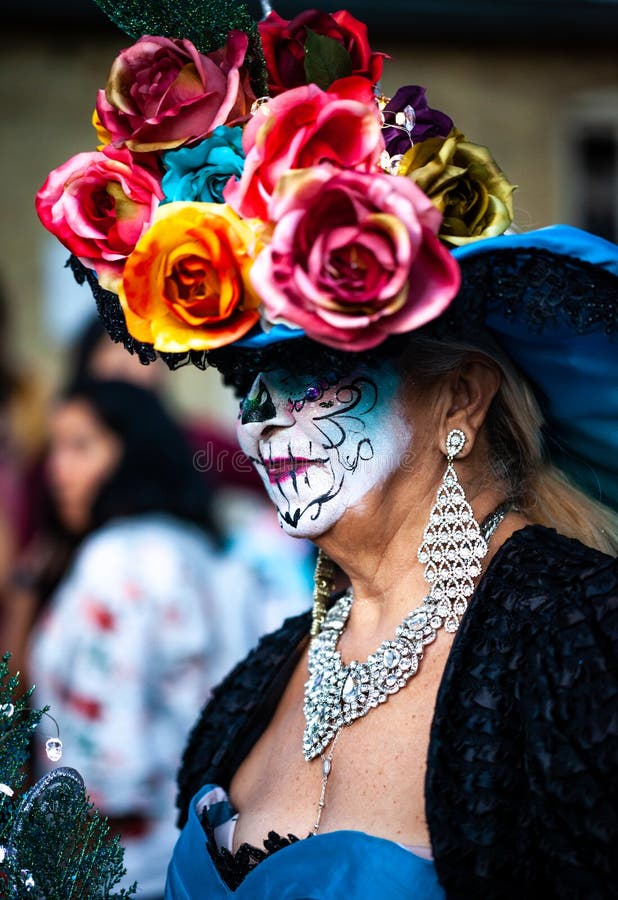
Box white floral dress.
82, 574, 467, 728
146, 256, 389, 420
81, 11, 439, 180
29, 512, 265, 898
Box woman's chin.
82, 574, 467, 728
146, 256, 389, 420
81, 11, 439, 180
276, 506, 338, 540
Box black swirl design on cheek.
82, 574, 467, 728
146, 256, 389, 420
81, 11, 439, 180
313, 377, 378, 471
275, 376, 380, 529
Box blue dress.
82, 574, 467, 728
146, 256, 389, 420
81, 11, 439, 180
165, 784, 445, 899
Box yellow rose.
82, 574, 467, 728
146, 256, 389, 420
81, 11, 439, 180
398, 129, 516, 246
118, 202, 263, 353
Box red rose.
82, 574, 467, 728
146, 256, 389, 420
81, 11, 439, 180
224, 76, 384, 220
258, 9, 386, 96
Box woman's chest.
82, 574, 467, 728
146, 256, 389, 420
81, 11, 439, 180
228, 638, 452, 850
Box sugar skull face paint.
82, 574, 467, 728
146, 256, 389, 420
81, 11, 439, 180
236, 366, 412, 538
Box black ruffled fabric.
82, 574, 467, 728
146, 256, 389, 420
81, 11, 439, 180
177, 610, 311, 817
202, 812, 301, 891
426, 525, 618, 899
176, 525, 618, 897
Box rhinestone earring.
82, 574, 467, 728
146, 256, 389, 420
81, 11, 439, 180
417, 428, 488, 633
311, 549, 337, 637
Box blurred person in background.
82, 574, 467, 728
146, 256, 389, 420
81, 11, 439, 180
0, 276, 48, 623
69, 313, 169, 393
68, 314, 263, 495
20, 377, 252, 898
67, 314, 315, 631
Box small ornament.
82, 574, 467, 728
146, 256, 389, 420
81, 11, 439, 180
445, 427, 466, 457
45, 738, 63, 762
0, 702, 14, 717
0, 783, 14, 797
378, 149, 403, 176
375, 92, 390, 111
250, 96, 270, 116
403, 104, 416, 133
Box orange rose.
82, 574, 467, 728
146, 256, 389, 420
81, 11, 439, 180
119, 202, 262, 352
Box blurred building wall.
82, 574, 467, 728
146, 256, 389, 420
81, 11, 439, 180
0, 29, 616, 424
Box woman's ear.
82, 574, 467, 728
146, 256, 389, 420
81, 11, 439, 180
439, 356, 501, 457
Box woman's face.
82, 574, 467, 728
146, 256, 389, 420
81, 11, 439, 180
47, 399, 122, 533
236, 364, 413, 539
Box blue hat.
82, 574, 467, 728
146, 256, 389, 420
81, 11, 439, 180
451, 224, 618, 510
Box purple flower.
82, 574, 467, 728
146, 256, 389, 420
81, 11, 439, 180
382, 86, 453, 157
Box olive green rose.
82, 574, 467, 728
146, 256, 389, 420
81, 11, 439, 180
398, 129, 515, 246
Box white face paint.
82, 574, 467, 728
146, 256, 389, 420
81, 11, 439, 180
236, 365, 413, 539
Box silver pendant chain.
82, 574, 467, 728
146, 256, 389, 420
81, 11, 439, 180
304, 501, 511, 833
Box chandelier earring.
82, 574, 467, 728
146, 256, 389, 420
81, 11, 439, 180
417, 428, 488, 633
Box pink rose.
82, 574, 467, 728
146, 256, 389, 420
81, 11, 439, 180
35, 146, 163, 292
224, 76, 384, 220
95, 31, 255, 152
250, 165, 460, 350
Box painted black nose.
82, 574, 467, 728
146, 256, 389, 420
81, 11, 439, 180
241, 376, 277, 424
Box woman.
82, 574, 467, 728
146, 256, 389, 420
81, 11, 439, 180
26, 379, 252, 898
0, 273, 47, 624
34, 3, 618, 895
168, 231, 618, 899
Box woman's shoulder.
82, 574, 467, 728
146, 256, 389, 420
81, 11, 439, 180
72, 514, 217, 586
450, 522, 618, 686
495, 521, 615, 569
429, 525, 617, 894
484, 523, 617, 618
455, 522, 618, 704
82, 512, 212, 552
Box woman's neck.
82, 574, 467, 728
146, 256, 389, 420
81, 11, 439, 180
316, 476, 509, 650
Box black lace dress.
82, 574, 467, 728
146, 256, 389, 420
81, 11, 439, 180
176, 525, 618, 898
202, 811, 301, 892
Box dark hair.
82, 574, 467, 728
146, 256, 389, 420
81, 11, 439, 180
69, 315, 109, 384
60, 378, 223, 546
0, 274, 18, 406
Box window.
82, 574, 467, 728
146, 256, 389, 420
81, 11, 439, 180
560, 90, 618, 242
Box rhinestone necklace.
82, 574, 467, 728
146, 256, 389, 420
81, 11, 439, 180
302, 503, 511, 764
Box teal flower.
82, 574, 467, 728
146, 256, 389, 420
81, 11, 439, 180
162, 126, 245, 204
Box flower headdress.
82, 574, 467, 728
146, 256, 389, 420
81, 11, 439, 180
35, 0, 516, 369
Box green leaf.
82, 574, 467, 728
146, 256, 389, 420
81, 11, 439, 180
303, 29, 353, 91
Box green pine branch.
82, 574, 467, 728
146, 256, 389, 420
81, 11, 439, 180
93, 0, 268, 95
0, 654, 136, 899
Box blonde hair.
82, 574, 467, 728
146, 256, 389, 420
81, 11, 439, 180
399, 333, 618, 557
